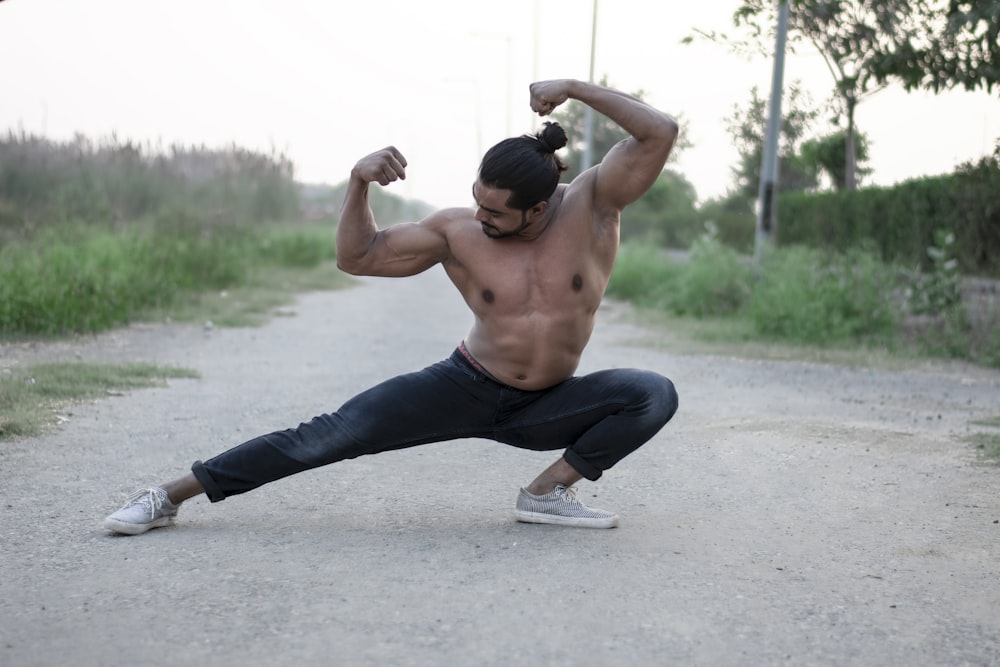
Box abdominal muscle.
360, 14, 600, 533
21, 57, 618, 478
464, 305, 597, 391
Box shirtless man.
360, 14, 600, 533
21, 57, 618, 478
104, 79, 680, 534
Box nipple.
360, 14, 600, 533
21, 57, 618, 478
572, 274, 583, 292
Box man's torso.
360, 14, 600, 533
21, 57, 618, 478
441, 182, 620, 390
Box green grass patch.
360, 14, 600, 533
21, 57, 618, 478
607, 240, 1000, 369
967, 432, 1000, 463
0, 362, 199, 439
748, 245, 898, 345
0, 221, 350, 337
152, 260, 351, 328
966, 416, 1000, 464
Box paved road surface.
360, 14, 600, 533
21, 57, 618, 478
2, 268, 999, 666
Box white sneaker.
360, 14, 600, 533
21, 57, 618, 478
515, 484, 619, 529
103, 487, 179, 535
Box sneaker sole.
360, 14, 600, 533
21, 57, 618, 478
515, 509, 618, 529
103, 515, 175, 535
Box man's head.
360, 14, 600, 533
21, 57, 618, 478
478, 122, 569, 211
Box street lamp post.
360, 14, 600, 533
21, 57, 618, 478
582, 0, 599, 172
753, 0, 789, 276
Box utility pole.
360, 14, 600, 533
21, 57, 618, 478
582, 0, 599, 172
753, 0, 789, 276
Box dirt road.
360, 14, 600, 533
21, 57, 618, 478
2, 268, 999, 666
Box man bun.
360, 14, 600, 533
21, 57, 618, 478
536, 122, 568, 154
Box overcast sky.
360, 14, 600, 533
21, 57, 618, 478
2, 0, 998, 208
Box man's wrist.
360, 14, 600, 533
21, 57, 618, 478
564, 78, 586, 101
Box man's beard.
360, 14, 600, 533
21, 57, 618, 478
481, 212, 529, 239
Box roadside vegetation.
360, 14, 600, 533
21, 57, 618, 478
966, 417, 1000, 463
3, 20, 999, 461
0, 134, 359, 438
607, 234, 1000, 369
0, 363, 199, 438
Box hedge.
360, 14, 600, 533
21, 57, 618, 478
776, 154, 1000, 276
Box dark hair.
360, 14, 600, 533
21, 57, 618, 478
478, 122, 569, 210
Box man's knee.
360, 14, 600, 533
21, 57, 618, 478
638, 371, 678, 426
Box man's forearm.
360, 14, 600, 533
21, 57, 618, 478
336, 175, 379, 271
566, 80, 676, 143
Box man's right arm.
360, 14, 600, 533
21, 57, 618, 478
336, 147, 451, 277
530, 80, 678, 213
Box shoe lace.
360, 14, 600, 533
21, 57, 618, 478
554, 484, 581, 504
125, 488, 166, 520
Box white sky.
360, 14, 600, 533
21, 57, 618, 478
2, 0, 998, 209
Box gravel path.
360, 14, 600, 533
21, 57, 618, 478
2, 268, 999, 666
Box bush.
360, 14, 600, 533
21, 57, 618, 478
669, 234, 752, 317
748, 245, 899, 344
607, 244, 682, 308
777, 150, 1000, 277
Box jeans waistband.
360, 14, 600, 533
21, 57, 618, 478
456, 341, 514, 388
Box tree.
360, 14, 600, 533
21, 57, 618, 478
874, 0, 1000, 94
800, 129, 872, 190
726, 83, 821, 200
705, 0, 923, 191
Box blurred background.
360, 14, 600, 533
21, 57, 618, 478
1, 0, 996, 207
1, 0, 998, 371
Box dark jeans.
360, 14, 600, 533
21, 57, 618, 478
192, 346, 678, 502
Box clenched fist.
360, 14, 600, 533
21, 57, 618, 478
352, 146, 408, 186
529, 80, 573, 116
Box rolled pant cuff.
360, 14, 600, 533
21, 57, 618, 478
563, 450, 602, 481
191, 460, 226, 503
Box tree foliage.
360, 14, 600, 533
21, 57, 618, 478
725, 84, 821, 200
728, 0, 923, 191
801, 129, 872, 190
874, 0, 1000, 94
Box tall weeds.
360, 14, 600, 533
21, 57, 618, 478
0, 131, 299, 238
0, 132, 329, 336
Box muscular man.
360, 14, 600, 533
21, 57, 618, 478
104, 79, 680, 534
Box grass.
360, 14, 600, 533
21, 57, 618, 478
0, 362, 199, 439
0, 217, 353, 439
145, 258, 352, 328
607, 238, 999, 368
0, 221, 352, 337
967, 417, 1000, 463
608, 240, 1000, 465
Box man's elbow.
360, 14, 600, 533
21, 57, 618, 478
335, 252, 367, 276
660, 114, 680, 144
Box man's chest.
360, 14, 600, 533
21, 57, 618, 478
458, 237, 611, 311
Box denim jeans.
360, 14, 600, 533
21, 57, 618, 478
192, 346, 678, 502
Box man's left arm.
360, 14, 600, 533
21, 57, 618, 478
530, 79, 678, 211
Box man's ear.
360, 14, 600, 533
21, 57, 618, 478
528, 201, 547, 221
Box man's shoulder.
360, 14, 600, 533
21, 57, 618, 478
421, 206, 475, 230
555, 172, 619, 226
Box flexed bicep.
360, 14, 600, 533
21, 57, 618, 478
340, 212, 453, 278
593, 125, 678, 212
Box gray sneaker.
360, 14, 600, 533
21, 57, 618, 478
103, 487, 179, 535
515, 484, 619, 529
